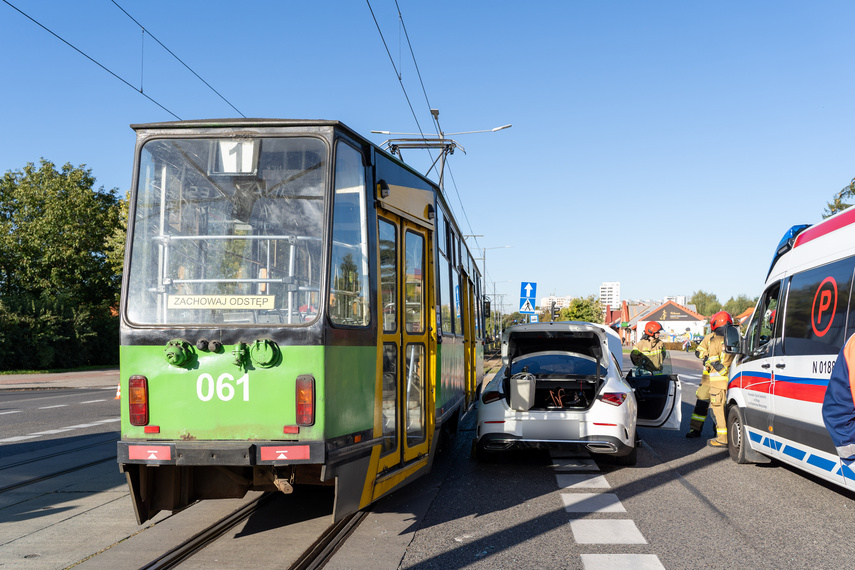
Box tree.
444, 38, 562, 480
104, 191, 129, 279
824, 177, 855, 218
560, 295, 604, 324
723, 294, 757, 317
690, 290, 721, 316
0, 160, 122, 370
0, 160, 121, 305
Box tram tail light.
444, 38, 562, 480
129, 375, 149, 426
296, 375, 315, 426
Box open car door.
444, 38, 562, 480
626, 354, 682, 429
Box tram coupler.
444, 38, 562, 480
254, 465, 296, 494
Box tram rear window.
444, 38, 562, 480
126, 137, 327, 326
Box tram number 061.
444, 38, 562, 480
197, 373, 249, 402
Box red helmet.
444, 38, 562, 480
710, 311, 733, 331
644, 321, 663, 336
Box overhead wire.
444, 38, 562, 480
2, 0, 180, 119
394, 0, 440, 138
380, 1, 483, 253
110, 0, 245, 118
365, 0, 430, 142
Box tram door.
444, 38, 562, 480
461, 272, 476, 408
377, 213, 431, 473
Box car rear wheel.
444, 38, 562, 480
612, 445, 637, 466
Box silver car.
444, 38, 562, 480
473, 322, 681, 465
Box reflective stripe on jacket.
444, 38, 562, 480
697, 332, 733, 377
633, 337, 666, 371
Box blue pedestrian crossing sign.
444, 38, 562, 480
519, 281, 537, 314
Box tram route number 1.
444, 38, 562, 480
197, 373, 250, 402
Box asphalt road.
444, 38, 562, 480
329, 351, 855, 569
4, 359, 855, 568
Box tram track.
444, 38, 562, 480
140, 492, 275, 570
289, 510, 368, 570
136, 491, 366, 570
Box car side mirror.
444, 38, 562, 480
723, 324, 742, 354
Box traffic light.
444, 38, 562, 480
551, 302, 559, 320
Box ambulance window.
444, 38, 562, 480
782, 257, 855, 356
745, 282, 780, 357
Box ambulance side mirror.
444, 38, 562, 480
723, 325, 742, 354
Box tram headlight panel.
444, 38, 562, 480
296, 375, 315, 426
129, 375, 149, 426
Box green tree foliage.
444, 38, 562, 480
0, 160, 121, 303
559, 295, 604, 324
723, 294, 757, 317
104, 191, 128, 278
690, 290, 722, 316
0, 160, 122, 370
824, 177, 855, 218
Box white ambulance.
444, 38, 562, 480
725, 206, 855, 488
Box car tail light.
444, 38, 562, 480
129, 375, 149, 426
599, 392, 627, 407
296, 375, 315, 426
481, 391, 502, 404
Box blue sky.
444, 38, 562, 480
2, 1, 853, 313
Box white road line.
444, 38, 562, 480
556, 473, 611, 489
569, 520, 648, 544
38, 404, 68, 410
0, 410, 21, 415
561, 493, 626, 513
31, 428, 76, 435
80, 399, 107, 404
0, 435, 39, 443
581, 554, 665, 570
0, 416, 120, 444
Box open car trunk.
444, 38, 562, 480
506, 354, 604, 411
502, 324, 613, 412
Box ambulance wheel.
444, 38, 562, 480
727, 405, 749, 464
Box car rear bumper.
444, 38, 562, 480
475, 433, 634, 456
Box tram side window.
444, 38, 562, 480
329, 143, 370, 327
783, 257, 855, 356
439, 252, 453, 334
453, 267, 462, 335
436, 207, 447, 255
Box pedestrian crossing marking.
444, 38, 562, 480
561, 492, 626, 513
550, 458, 599, 472
570, 520, 647, 544
581, 554, 665, 570
556, 473, 611, 489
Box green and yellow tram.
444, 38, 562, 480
117, 119, 485, 523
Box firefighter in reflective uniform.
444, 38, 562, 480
686, 331, 714, 438
631, 321, 667, 372
822, 333, 855, 470
694, 311, 735, 447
